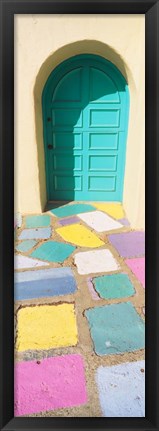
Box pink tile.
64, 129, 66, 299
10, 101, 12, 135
125, 257, 145, 288
14, 354, 87, 416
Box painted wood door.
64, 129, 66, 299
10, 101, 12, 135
42, 55, 129, 201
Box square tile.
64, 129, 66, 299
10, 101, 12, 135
78, 211, 123, 232
14, 354, 87, 416
85, 302, 145, 355
51, 203, 96, 218
16, 303, 78, 351
19, 227, 51, 240
25, 215, 50, 228
93, 273, 135, 299
125, 257, 145, 287
15, 240, 37, 253
14, 254, 49, 270
74, 249, 120, 275
96, 360, 145, 417
15, 267, 77, 300
108, 231, 145, 257
30, 241, 75, 263
56, 224, 104, 248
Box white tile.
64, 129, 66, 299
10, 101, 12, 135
78, 211, 123, 232
74, 249, 120, 275
96, 360, 145, 417
14, 254, 49, 270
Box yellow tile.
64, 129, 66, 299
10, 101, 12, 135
16, 304, 78, 352
56, 224, 104, 248
93, 203, 125, 219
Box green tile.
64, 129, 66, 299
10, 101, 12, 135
85, 302, 145, 356
30, 241, 76, 263
15, 240, 37, 252
25, 215, 50, 228
50, 203, 96, 218
93, 273, 135, 299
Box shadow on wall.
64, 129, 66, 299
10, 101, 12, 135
34, 42, 133, 209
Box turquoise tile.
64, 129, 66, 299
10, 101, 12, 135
93, 273, 135, 299
30, 241, 76, 263
50, 203, 96, 218
25, 215, 50, 228
85, 302, 145, 356
15, 240, 37, 253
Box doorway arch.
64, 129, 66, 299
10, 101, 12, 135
42, 54, 129, 201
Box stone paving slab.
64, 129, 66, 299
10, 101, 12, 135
19, 227, 52, 240
15, 240, 37, 252
108, 231, 145, 258
93, 203, 125, 219
56, 224, 104, 248
30, 241, 76, 263
25, 215, 51, 228
58, 216, 79, 226
85, 302, 145, 355
50, 203, 96, 218
78, 211, 123, 232
14, 354, 87, 416
92, 273, 135, 299
14, 254, 49, 270
16, 303, 78, 352
119, 218, 130, 226
74, 249, 120, 275
96, 360, 145, 417
125, 257, 145, 287
14, 267, 77, 301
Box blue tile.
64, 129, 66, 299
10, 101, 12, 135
19, 227, 51, 240
14, 267, 77, 300
15, 240, 37, 252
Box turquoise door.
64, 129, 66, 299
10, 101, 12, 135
42, 54, 129, 201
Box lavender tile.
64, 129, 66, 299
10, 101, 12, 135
59, 216, 79, 226
108, 231, 145, 258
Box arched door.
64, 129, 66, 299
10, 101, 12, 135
42, 54, 129, 201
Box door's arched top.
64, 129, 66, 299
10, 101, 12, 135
53, 68, 82, 102
89, 67, 120, 103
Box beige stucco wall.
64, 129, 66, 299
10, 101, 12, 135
14, 14, 145, 228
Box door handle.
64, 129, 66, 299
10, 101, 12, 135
47, 144, 53, 149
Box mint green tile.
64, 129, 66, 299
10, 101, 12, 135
25, 215, 50, 228
93, 273, 135, 299
50, 203, 96, 218
30, 241, 75, 263
15, 240, 37, 252
85, 302, 145, 356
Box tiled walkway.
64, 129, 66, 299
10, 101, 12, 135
14, 202, 145, 417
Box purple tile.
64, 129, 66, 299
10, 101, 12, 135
119, 218, 130, 226
59, 216, 79, 226
108, 231, 145, 258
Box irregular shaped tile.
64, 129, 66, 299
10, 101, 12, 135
93, 273, 135, 299
51, 203, 96, 218
125, 257, 145, 287
58, 216, 79, 226
15, 267, 77, 300
14, 254, 48, 270
74, 249, 120, 275
85, 302, 145, 355
87, 278, 100, 300
96, 360, 145, 417
30, 241, 75, 263
25, 215, 50, 228
119, 218, 130, 226
16, 303, 78, 352
56, 224, 104, 248
78, 211, 123, 232
93, 203, 125, 219
109, 231, 145, 258
19, 227, 51, 240
14, 354, 87, 416
15, 240, 37, 253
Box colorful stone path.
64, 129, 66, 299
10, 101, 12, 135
14, 202, 145, 417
